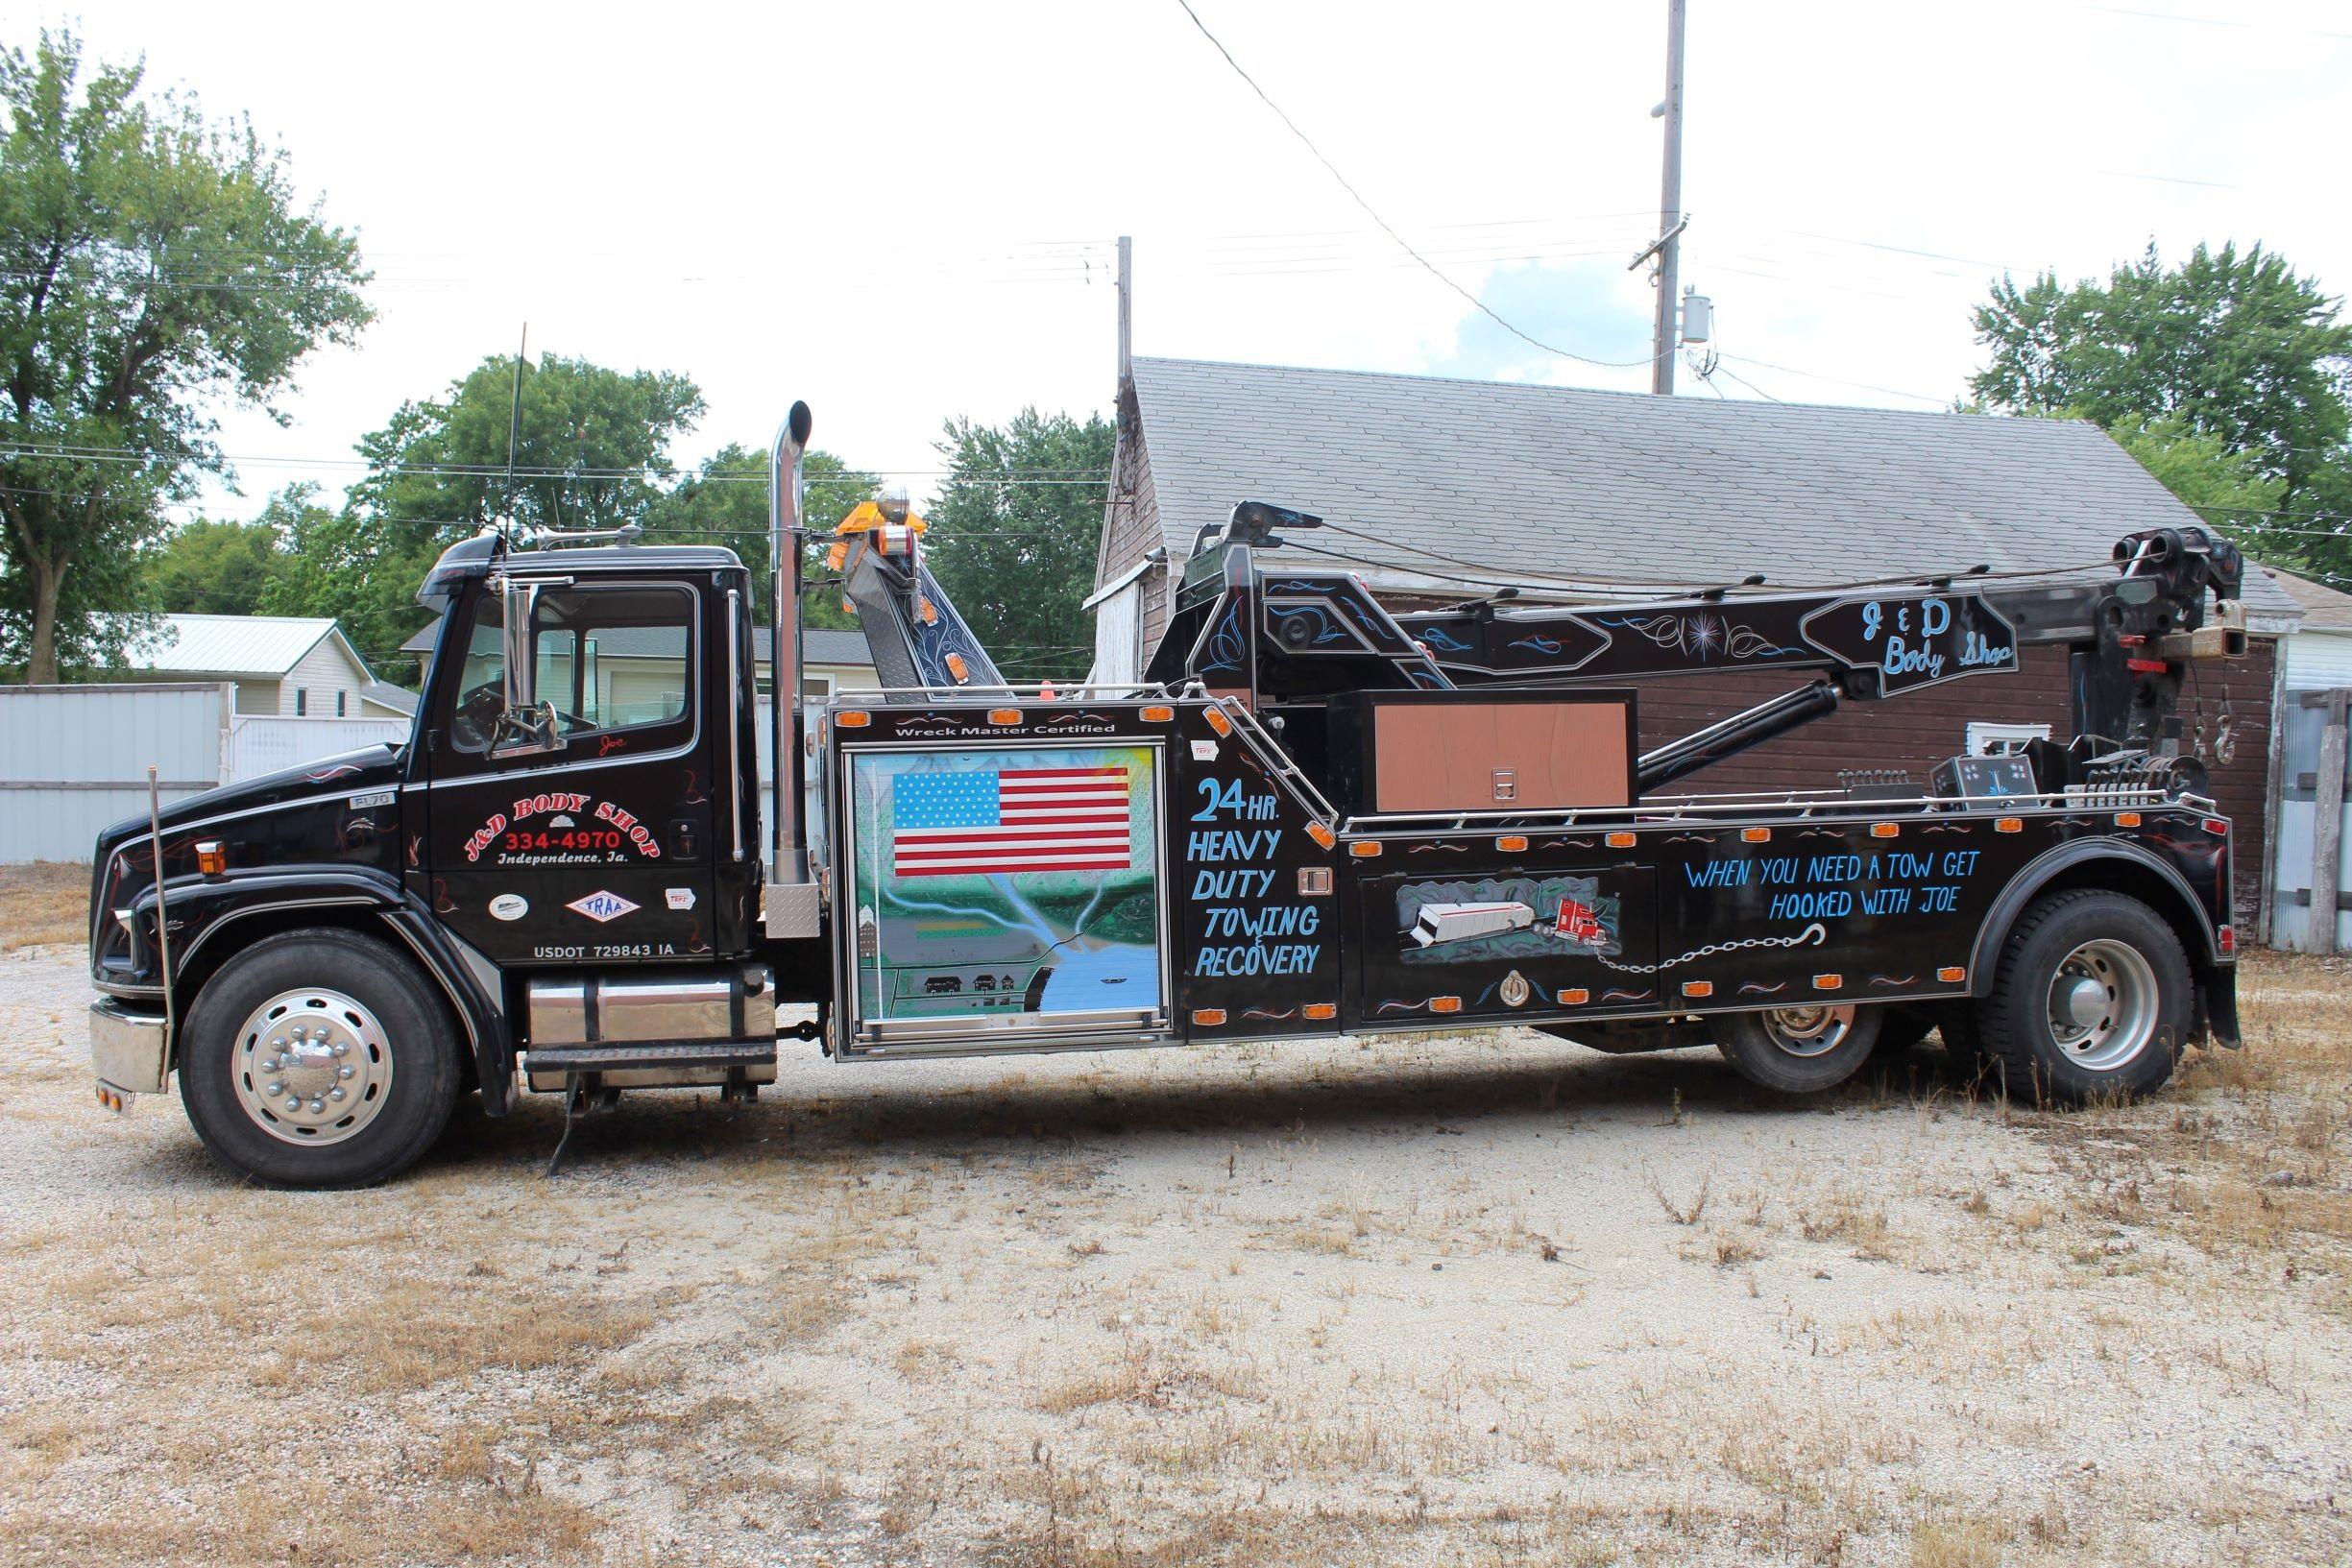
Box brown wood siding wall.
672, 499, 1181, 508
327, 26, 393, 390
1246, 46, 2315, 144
1099, 381, 1171, 651
1634, 638, 2277, 924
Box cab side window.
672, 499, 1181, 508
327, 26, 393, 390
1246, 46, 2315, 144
447, 583, 695, 753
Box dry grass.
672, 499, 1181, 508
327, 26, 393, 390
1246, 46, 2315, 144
2030, 949, 2352, 1309
4, 946, 2349, 1564
0, 860, 85, 952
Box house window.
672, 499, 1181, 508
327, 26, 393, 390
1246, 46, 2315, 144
296, 688, 307, 716
336, 691, 348, 717
1966, 720, 2050, 756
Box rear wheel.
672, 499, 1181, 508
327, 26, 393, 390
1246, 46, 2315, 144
180, 929, 461, 1187
1714, 1002, 1883, 1094
1870, 1006, 1937, 1060
1976, 890, 2190, 1105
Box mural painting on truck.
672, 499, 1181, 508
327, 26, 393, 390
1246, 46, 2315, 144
844, 744, 1163, 1023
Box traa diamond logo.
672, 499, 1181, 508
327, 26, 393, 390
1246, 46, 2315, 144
566, 889, 639, 924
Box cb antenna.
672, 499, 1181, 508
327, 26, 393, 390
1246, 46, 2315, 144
501, 322, 528, 546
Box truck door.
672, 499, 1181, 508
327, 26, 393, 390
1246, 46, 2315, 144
424, 576, 718, 965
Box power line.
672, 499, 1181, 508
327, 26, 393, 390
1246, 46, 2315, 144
1713, 353, 1950, 408
1170, 0, 1661, 372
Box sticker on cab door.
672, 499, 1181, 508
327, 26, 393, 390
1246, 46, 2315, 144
567, 890, 639, 924
489, 894, 528, 921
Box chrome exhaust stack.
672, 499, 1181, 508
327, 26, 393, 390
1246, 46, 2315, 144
765, 400, 820, 937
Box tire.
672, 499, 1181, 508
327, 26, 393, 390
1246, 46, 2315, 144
1714, 1003, 1884, 1094
179, 929, 462, 1187
1976, 890, 2191, 1106
1934, 1003, 1990, 1081
1869, 1006, 1937, 1060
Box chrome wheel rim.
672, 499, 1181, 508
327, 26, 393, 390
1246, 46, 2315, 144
2045, 939, 2157, 1072
1762, 1004, 1855, 1058
230, 988, 394, 1146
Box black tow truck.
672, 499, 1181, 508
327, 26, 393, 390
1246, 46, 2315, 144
87, 401, 2251, 1186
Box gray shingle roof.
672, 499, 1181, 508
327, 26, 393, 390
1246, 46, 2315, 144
1129, 357, 2298, 619
360, 680, 419, 716
2264, 567, 2352, 632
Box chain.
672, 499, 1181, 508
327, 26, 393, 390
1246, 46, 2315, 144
1596, 921, 1829, 976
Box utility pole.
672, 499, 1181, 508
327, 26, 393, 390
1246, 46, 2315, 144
1116, 234, 1133, 385
1650, 0, 1686, 396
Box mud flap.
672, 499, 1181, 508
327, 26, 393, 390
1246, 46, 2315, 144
2201, 969, 2243, 1049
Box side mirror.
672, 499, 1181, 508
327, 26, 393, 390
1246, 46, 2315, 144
491, 577, 565, 759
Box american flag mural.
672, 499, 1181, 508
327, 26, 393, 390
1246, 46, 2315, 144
891, 765, 1132, 878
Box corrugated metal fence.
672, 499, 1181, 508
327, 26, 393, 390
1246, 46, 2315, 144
224, 714, 410, 782
0, 684, 232, 863
0, 684, 414, 863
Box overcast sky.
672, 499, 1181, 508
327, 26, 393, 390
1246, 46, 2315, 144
11, 0, 2350, 523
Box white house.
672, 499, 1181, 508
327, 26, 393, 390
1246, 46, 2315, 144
120, 614, 413, 719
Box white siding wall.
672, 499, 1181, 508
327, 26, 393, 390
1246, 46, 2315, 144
807, 661, 880, 693
234, 679, 279, 715
278, 636, 370, 718
2284, 629, 2352, 691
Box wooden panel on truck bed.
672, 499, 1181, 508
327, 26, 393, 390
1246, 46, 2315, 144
1367, 692, 1636, 812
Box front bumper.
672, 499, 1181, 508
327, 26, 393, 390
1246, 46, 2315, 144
90, 998, 170, 1095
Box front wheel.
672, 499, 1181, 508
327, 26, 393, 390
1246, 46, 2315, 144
180, 929, 461, 1187
1976, 890, 2191, 1106
1714, 1002, 1883, 1094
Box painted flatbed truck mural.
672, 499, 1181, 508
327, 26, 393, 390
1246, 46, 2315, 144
85, 400, 2253, 1185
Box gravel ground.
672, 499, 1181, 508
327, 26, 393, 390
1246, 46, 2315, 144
2, 942, 2347, 1566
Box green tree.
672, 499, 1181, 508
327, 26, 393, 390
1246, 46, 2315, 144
647, 442, 875, 629
147, 514, 283, 615
2106, 416, 2289, 554
924, 409, 1112, 682
350, 352, 703, 537
0, 31, 371, 680
251, 482, 435, 671
307, 351, 708, 668
1968, 242, 2352, 575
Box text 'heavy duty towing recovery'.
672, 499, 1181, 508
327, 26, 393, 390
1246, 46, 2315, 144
85, 400, 2253, 1185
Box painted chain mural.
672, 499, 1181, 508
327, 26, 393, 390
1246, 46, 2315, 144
847, 745, 1163, 1025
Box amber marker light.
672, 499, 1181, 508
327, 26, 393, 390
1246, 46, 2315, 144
1682, 980, 1714, 999
986, 709, 1023, 726
1191, 1008, 1227, 1026
194, 840, 228, 876
1349, 841, 1384, 858
1813, 974, 1845, 991
1203, 707, 1234, 736
1495, 834, 1529, 853
1995, 817, 2023, 832
1741, 827, 1771, 843
1562, 988, 1589, 1005
1606, 831, 1637, 848
1141, 706, 1175, 723
944, 653, 970, 683
1936, 967, 1967, 984
1306, 822, 1337, 849
1303, 1002, 1338, 1021
1429, 997, 1463, 1014
2114, 810, 2143, 828
1870, 822, 1900, 838
835, 711, 872, 729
